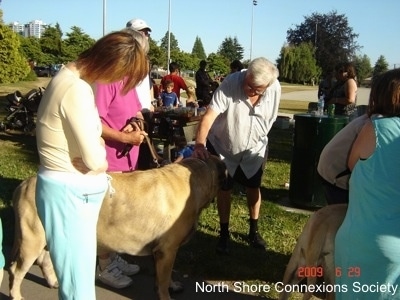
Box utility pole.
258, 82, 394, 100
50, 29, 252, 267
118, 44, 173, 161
167, 0, 171, 74
250, 0, 257, 60
102, 0, 106, 36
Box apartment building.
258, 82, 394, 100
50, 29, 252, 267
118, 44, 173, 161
9, 20, 47, 38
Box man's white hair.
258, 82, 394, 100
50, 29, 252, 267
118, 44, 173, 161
120, 28, 149, 54
247, 57, 279, 86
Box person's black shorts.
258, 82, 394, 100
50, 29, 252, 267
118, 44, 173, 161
318, 174, 349, 205
206, 141, 263, 191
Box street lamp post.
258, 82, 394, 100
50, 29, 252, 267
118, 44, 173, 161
103, 0, 106, 36
167, 0, 171, 74
250, 0, 257, 60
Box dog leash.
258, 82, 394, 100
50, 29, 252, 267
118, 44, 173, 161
121, 117, 163, 168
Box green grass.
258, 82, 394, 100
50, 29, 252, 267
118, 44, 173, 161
279, 100, 309, 114
0, 77, 50, 97
0, 78, 315, 299
173, 125, 310, 299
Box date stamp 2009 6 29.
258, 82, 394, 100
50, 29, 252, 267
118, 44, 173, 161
297, 266, 361, 278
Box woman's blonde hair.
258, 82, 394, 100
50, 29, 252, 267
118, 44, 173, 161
187, 86, 196, 98
76, 30, 149, 94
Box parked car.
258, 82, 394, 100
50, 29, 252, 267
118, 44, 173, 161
33, 65, 61, 77
33, 66, 51, 77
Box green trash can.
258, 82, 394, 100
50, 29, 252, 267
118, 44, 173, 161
289, 113, 349, 208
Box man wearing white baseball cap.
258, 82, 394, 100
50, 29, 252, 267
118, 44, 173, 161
126, 18, 152, 34
126, 19, 154, 112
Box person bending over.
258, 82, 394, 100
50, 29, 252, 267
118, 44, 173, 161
193, 57, 281, 255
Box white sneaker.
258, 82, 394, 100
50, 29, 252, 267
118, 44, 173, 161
112, 254, 140, 276
96, 261, 133, 289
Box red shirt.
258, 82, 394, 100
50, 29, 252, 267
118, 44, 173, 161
160, 74, 188, 99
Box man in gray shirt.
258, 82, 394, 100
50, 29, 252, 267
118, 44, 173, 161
193, 57, 281, 255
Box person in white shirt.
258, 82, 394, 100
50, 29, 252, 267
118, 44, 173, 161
126, 18, 154, 112
193, 57, 281, 255
35, 30, 149, 299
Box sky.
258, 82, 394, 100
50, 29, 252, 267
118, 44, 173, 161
1, 0, 399, 68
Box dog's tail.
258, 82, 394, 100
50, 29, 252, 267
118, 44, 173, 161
279, 233, 307, 300
9, 180, 26, 266
9, 176, 44, 266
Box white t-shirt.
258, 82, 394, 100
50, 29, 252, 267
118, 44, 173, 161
135, 74, 151, 110
207, 71, 281, 178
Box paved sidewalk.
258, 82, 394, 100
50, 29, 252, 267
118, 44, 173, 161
0, 249, 266, 300
281, 87, 370, 106
277, 87, 370, 123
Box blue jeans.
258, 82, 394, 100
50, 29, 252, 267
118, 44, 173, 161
36, 170, 108, 300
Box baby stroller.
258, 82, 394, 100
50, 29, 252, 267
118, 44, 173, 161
0, 87, 44, 132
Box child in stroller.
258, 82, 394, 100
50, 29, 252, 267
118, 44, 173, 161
0, 87, 44, 132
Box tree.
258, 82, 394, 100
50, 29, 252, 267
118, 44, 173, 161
286, 10, 361, 75
191, 36, 206, 60
372, 55, 389, 80
148, 38, 165, 69
0, 23, 31, 83
40, 24, 63, 64
168, 49, 199, 71
19, 36, 44, 65
217, 36, 244, 62
62, 26, 95, 62
54, 23, 63, 38
159, 31, 180, 68
160, 31, 179, 52
353, 54, 372, 86
207, 53, 230, 77
241, 59, 250, 68
276, 43, 295, 82
277, 42, 321, 85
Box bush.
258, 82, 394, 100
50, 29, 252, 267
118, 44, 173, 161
0, 24, 31, 83
22, 70, 38, 82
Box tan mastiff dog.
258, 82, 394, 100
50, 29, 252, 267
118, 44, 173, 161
9, 156, 226, 300
279, 204, 347, 300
